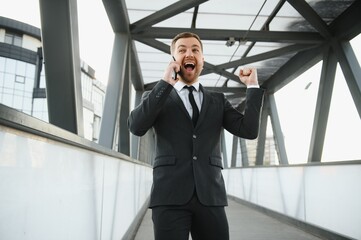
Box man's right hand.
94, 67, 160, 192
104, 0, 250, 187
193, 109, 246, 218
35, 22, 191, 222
162, 60, 180, 85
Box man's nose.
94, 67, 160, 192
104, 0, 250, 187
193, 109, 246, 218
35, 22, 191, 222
185, 49, 193, 57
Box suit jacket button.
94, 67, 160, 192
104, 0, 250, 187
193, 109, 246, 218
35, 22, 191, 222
193, 156, 197, 160
193, 134, 197, 139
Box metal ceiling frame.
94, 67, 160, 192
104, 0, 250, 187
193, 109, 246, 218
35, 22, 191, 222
36, 0, 360, 164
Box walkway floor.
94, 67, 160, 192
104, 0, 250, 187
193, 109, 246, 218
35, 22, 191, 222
134, 198, 323, 240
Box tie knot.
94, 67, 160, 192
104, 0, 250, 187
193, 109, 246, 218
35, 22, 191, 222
184, 85, 195, 93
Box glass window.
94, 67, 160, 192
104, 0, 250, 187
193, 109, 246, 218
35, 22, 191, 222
4, 32, 23, 47
32, 98, 49, 122
26, 63, 36, 79
275, 61, 322, 164
322, 63, 361, 162
0, 57, 5, 71
0, 72, 4, 86
5, 59, 16, 74
13, 95, 23, 110
4, 73, 14, 89
25, 77, 34, 92
16, 61, 26, 76
15, 75, 25, 84
14, 35, 23, 47
2, 94, 13, 106
23, 97, 32, 113
4, 34, 12, 44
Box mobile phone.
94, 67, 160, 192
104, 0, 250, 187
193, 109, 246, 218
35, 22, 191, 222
172, 56, 180, 80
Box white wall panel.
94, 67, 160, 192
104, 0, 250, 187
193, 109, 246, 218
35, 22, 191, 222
224, 164, 361, 239
0, 126, 152, 240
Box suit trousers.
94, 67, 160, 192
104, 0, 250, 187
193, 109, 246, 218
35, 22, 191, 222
151, 193, 229, 240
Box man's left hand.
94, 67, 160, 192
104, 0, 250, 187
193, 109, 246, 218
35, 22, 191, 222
239, 67, 258, 87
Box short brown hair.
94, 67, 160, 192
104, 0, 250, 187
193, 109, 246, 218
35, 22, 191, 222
170, 32, 203, 54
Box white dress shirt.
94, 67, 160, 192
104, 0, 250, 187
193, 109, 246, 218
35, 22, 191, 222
174, 81, 203, 118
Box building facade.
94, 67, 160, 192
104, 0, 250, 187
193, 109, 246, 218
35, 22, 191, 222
0, 16, 105, 141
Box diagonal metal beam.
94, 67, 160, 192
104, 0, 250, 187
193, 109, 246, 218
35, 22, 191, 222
263, 45, 324, 93
332, 40, 361, 118
39, 0, 84, 136
130, 41, 144, 91
103, 0, 144, 91
269, 94, 288, 164
286, 0, 331, 39
202, 43, 317, 75
102, 0, 130, 33
308, 47, 337, 162
130, 0, 208, 33
132, 27, 324, 44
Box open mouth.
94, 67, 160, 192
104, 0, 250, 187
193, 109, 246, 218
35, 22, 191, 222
184, 62, 195, 72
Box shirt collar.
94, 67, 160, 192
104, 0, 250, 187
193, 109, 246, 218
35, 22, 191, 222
174, 81, 200, 92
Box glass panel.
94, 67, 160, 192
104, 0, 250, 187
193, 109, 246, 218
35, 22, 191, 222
16, 61, 26, 76
322, 63, 361, 162
5, 59, 16, 74
13, 35, 22, 47
13, 95, 23, 110
32, 98, 49, 122
4, 34, 12, 44
0, 57, 5, 71
4, 73, 14, 89
15, 75, 25, 84
305, 0, 354, 25
265, 117, 279, 165
125, 0, 178, 23
25, 63, 36, 79
2, 93, 13, 106
270, 1, 316, 32
275, 61, 322, 164
23, 97, 32, 113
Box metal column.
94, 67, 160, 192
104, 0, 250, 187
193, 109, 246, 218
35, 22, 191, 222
98, 33, 129, 149
39, 0, 84, 136
256, 95, 269, 165
308, 47, 337, 162
118, 46, 131, 155
332, 40, 361, 118
269, 94, 289, 164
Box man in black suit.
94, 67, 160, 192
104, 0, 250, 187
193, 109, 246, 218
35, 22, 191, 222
128, 32, 264, 240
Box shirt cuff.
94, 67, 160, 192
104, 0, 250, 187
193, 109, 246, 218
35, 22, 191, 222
247, 84, 260, 88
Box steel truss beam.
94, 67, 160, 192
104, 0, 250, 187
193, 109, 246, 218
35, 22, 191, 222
308, 47, 337, 162
269, 94, 288, 164
98, 33, 129, 149
132, 27, 324, 44
131, 0, 208, 33
39, 0, 84, 136
332, 40, 361, 118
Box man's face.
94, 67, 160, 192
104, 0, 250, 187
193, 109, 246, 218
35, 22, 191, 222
173, 37, 204, 84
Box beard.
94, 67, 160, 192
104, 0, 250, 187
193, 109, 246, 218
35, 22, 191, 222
180, 67, 202, 84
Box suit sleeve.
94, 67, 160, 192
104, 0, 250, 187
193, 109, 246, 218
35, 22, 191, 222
128, 80, 173, 136
223, 88, 264, 139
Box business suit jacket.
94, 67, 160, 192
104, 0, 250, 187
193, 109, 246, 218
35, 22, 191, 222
128, 80, 264, 208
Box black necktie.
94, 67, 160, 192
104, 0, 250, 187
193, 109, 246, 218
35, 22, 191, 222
184, 86, 199, 126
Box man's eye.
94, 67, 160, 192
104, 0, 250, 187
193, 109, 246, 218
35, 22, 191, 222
179, 49, 186, 53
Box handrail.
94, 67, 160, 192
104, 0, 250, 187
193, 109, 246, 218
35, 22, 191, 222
0, 103, 150, 167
